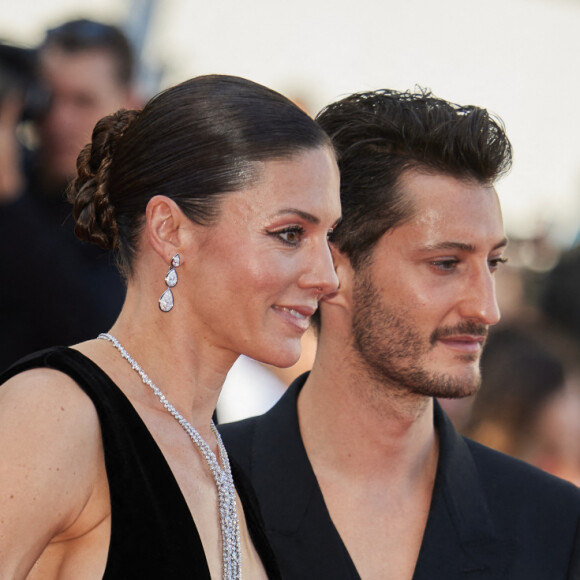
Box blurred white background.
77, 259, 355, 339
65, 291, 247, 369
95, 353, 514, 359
2, 0, 580, 247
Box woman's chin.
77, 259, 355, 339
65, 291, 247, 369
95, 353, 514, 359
254, 345, 301, 370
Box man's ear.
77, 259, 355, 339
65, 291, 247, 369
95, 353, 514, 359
145, 195, 188, 262
320, 245, 354, 310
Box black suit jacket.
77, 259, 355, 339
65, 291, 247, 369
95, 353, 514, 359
221, 373, 580, 579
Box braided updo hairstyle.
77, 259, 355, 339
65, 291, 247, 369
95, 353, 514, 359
69, 109, 139, 252
68, 74, 331, 279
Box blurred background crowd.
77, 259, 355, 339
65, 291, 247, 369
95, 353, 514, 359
1, 0, 580, 486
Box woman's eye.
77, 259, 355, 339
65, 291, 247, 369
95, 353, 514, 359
274, 226, 304, 246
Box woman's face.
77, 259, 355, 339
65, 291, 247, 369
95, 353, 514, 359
184, 146, 341, 368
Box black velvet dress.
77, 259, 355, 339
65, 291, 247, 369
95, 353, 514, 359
0, 347, 280, 579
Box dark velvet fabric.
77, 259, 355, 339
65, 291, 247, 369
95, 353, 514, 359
0, 347, 281, 579
221, 372, 580, 580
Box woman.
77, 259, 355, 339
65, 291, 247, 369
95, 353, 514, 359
0, 75, 340, 579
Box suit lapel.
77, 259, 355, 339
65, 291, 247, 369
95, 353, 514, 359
250, 373, 361, 578
413, 401, 512, 579
250, 374, 319, 533
244, 379, 512, 578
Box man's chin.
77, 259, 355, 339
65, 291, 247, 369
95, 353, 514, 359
407, 369, 481, 399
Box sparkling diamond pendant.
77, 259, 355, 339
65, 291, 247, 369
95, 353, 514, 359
165, 268, 178, 287
159, 288, 174, 312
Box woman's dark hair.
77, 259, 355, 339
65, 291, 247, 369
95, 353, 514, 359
315, 87, 512, 270
68, 74, 331, 278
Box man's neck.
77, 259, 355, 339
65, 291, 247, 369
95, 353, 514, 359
296, 342, 439, 580
298, 344, 438, 480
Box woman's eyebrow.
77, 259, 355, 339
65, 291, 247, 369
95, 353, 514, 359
273, 209, 320, 224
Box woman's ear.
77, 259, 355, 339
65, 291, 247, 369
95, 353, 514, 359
145, 195, 187, 262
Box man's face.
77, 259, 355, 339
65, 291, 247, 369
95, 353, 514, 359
350, 170, 507, 398
36, 46, 132, 187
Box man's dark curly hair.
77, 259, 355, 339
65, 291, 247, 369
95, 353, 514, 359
315, 87, 512, 271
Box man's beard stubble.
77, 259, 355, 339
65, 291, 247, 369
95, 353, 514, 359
351, 268, 487, 399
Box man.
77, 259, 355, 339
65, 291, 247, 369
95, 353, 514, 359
32, 18, 138, 194
221, 89, 580, 579
0, 41, 38, 202
0, 19, 139, 371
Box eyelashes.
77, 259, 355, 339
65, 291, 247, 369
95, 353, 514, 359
430, 259, 459, 272
269, 226, 305, 247
488, 256, 508, 271
430, 256, 508, 273
268, 223, 338, 247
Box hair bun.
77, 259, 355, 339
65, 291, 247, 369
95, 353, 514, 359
68, 108, 141, 249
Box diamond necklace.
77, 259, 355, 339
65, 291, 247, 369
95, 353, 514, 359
98, 332, 242, 580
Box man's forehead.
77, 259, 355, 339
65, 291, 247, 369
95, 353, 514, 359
381, 171, 506, 250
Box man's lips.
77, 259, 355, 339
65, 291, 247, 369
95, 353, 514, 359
437, 335, 485, 353
431, 322, 488, 349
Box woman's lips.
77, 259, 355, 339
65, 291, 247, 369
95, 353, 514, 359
272, 305, 315, 332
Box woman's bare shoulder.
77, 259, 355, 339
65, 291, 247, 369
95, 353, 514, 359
0, 367, 104, 483
0, 366, 100, 421
0, 366, 107, 576
0, 365, 104, 482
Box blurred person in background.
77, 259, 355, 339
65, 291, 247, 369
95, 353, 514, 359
536, 243, 580, 484
539, 243, 580, 345
462, 325, 574, 472
0, 18, 140, 372
31, 18, 139, 196
0, 41, 39, 201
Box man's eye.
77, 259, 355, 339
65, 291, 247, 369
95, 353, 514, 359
431, 259, 458, 271
489, 257, 508, 271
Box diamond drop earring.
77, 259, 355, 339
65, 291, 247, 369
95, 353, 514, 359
158, 254, 180, 312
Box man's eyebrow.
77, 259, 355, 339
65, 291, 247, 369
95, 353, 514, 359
493, 237, 509, 251
421, 238, 509, 252
274, 209, 320, 224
